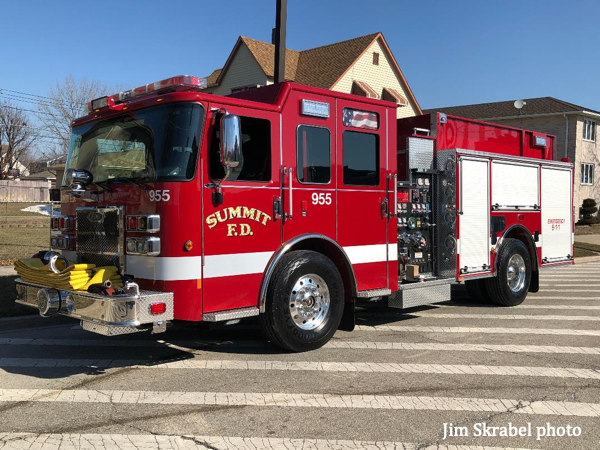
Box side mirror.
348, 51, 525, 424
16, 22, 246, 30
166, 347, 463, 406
65, 168, 93, 193
220, 114, 242, 177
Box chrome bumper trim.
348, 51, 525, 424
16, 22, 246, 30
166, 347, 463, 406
14, 279, 173, 330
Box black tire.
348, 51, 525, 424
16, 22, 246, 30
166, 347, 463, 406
259, 250, 344, 352
484, 238, 531, 306
465, 279, 491, 303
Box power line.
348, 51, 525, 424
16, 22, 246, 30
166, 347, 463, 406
0, 104, 57, 117
0, 87, 86, 106
0, 92, 77, 110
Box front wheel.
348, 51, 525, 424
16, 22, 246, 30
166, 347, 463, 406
485, 238, 531, 306
259, 250, 344, 352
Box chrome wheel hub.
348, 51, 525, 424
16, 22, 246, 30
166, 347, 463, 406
289, 274, 330, 330
506, 254, 526, 293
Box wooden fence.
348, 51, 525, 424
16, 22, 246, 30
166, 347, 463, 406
0, 180, 50, 203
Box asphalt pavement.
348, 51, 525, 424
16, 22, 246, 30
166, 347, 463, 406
1, 262, 600, 449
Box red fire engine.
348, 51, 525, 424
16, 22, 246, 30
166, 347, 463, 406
14, 75, 574, 351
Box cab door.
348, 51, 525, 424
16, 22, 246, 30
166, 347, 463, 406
201, 104, 281, 314
281, 92, 336, 242
335, 99, 389, 291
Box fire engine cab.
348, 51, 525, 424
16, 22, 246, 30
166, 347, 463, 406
14, 75, 574, 352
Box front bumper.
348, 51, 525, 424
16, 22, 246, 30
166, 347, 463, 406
14, 279, 174, 336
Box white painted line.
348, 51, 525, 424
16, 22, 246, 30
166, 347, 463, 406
2, 358, 600, 380
355, 325, 600, 336
410, 313, 600, 321
541, 284, 600, 287
0, 389, 598, 417
525, 296, 600, 300
0, 433, 538, 450
325, 341, 600, 354
437, 303, 600, 310
538, 289, 600, 292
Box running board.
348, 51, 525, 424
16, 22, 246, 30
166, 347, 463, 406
356, 288, 392, 298
203, 307, 260, 322
389, 278, 453, 309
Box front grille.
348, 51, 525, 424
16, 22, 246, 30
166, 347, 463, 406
76, 207, 122, 270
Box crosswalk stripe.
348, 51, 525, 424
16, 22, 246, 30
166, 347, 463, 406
355, 325, 600, 336
0, 433, 538, 450
525, 296, 600, 300
536, 289, 600, 292
0, 389, 598, 417
2, 358, 600, 380
540, 284, 600, 287
436, 303, 600, 310
410, 313, 600, 321
2, 338, 600, 355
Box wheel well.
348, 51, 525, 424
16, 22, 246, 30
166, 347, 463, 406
501, 226, 538, 270
258, 235, 357, 313
285, 238, 357, 299
500, 225, 539, 292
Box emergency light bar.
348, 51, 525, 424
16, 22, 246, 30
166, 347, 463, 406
87, 75, 207, 112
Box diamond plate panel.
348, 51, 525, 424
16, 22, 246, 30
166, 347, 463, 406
388, 281, 452, 309
80, 321, 145, 336
76, 207, 123, 269
203, 307, 260, 322
407, 137, 434, 170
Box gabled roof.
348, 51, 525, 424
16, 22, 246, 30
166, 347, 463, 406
424, 97, 600, 119
208, 33, 421, 113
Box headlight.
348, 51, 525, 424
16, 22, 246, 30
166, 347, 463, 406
126, 237, 160, 256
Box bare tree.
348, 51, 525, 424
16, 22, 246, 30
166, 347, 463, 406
0, 101, 36, 179
36, 75, 113, 158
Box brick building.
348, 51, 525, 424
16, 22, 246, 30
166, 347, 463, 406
425, 98, 600, 219
203, 32, 421, 118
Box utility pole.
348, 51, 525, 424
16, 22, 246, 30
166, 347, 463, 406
272, 0, 287, 83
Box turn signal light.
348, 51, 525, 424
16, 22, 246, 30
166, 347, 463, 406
149, 303, 167, 315
51, 216, 72, 231
184, 240, 193, 251
126, 215, 160, 233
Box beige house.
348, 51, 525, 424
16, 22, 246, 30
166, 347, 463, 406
203, 32, 421, 118
425, 98, 600, 219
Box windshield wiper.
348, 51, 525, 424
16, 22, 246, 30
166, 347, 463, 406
98, 177, 149, 190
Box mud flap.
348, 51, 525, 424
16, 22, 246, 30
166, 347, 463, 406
338, 301, 355, 331
529, 269, 539, 293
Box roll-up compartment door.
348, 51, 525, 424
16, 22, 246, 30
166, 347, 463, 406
459, 158, 490, 273
492, 161, 539, 210
541, 167, 573, 263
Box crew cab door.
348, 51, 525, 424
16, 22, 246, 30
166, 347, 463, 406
201, 104, 281, 314
335, 99, 389, 291
281, 92, 336, 243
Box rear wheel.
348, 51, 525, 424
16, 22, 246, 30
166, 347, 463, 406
485, 239, 531, 306
259, 250, 344, 352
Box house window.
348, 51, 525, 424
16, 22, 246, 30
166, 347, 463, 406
297, 126, 331, 184
343, 131, 379, 186
583, 119, 596, 141
373, 52, 379, 65
581, 163, 594, 185
209, 116, 271, 182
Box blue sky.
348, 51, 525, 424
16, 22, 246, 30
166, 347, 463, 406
1, 0, 598, 111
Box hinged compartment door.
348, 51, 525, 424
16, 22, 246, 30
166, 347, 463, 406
458, 157, 490, 273
541, 166, 573, 263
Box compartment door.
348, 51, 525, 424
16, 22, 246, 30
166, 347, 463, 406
541, 166, 573, 263
458, 157, 490, 274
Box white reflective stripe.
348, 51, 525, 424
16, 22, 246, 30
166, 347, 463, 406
0, 389, 597, 416
388, 243, 398, 261
204, 251, 273, 279
344, 244, 388, 264
125, 255, 202, 281
0, 434, 536, 450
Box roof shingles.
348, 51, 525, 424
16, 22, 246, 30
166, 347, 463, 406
424, 97, 600, 119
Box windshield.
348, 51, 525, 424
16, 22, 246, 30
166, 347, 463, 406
64, 103, 204, 184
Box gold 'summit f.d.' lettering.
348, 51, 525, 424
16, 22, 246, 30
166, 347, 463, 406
206, 206, 272, 231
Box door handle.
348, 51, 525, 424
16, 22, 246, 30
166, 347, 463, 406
287, 167, 293, 219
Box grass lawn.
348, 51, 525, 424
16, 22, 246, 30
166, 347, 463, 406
0, 227, 49, 265
0, 275, 35, 317
574, 241, 600, 258
575, 224, 600, 236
